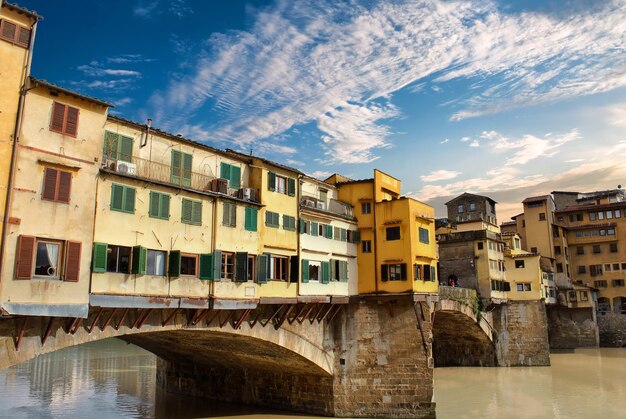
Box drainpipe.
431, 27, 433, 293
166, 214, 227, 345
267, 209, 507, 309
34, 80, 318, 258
372, 181, 379, 293
0, 18, 38, 279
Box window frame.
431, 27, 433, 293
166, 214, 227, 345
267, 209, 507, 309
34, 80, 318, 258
49, 102, 79, 137
106, 244, 132, 274
362, 240, 372, 253
33, 238, 64, 279
223, 202, 237, 227
222, 251, 235, 280
149, 191, 170, 220
146, 249, 166, 276
181, 198, 202, 226
110, 183, 136, 214
41, 167, 72, 204
418, 227, 429, 244
180, 253, 199, 277
270, 255, 289, 281
361, 202, 372, 214
386, 226, 401, 241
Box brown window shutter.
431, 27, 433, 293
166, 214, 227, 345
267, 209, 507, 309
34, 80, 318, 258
0, 20, 17, 42
50, 102, 66, 133
57, 171, 72, 203
15, 235, 36, 279
65, 106, 79, 136
64, 241, 81, 282
42, 167, 58, 201
17, 27, 30, 47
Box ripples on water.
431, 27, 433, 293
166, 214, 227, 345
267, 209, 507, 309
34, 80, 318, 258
0, 338, 624, 418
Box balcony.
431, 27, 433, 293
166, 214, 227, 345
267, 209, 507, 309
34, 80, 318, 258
101, 154, 259, 202
300, 196, 354, 219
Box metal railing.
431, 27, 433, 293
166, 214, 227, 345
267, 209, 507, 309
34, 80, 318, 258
300, 196, 354, 218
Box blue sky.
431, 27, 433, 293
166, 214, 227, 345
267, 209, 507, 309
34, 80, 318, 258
22, 0, 626, 220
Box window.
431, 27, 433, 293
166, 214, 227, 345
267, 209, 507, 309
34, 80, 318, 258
221, 252, 234, 279
539, 213, 546, 221
362, 240, 372, 253
282, 215, 296, 231
180, 254, 198, 277
418, 227, 429, 244
219, 162, 241, 189
469, 203, 476, 211
593, 245, 601, 254
245, 207, 258, 232
223, 202, 237, 227
556, 263, 563, 273
307, 260, 321, 282
332, 260, 349, 281
616, 210, 622, 219
522, 220, 526, 227
622, 263, 626, 271
580, 291, 588, 301
381, 263, 407, 281
268, 172, 295, 196
552, 225, 560, 238
110, 184, 135, 214
181, 199, 202, 225
247, 254, 257, 281
598, 211, 605, 220
49, 102, 79, 137
590, 265, 603, 276
458, 204, 464, 213
386, 226, 400, 241
606, 228, 616, 235
594, 280, 608, 288
606, 210, 613, 219
149, 191, 170, 220
271, 255, 288, 281
171, 150, 192, 187
577, 246, 584, 255
103, 131, 133, 163
605, 263, 612, 272
15, 236, 81, 281
554, 246, 561, 255
146, 250, 166, 276
516, 283, 531, 292
0, 19, 31, 48
477, 242, 484, 250
265, 211, 280, 227
361, 202, 371, 214
613, 279, 625, 287
34, 239, 62, 278
515, 260, 525, 269
569, 213, 583, 222
107, 245, 131, 273
531, 247, 538, 254
578, 266, 586, 274
610, 243, 618, 253
41, 167, 72, 204
589, 212, 596, 221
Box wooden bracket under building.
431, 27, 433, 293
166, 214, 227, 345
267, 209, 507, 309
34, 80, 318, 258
413, 301, 429, 353
88, 308, 104, 334
115, 308, 130, 330
15, 317, 28, 351
41, 317, 55, 346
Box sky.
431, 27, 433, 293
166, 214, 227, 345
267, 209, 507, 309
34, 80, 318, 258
20, 0, 626, 221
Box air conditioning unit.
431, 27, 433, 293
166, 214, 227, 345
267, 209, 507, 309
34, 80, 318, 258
116, 161, 136, 175
238, 187, 256, 201
210, 178, 229, 194
316, 201, 326, 210
302, 198, 316, 208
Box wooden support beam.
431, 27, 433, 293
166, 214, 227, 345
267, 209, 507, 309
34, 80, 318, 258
288, 304, 308, 325
309, 304, 325, 324
248, 310, 262, 328
115, 308, 130, 330
67, 318, 80, 335
70, 318, 83, 335
88, 308, 104, 334
162, 308, 179, 327
274, 304, 296, 330
261, 304, 285, 328
299, 303, 316, 324
100, 309, 118, 331
41, 317, 55, 346
317, 304, 335, 323
136, 309, 154, 329
206, 310, 221, 326
327, 304, 343, 323
413, 302, 429, 353
188, 308, 203, 326
130, 309, 144, 329
191, 309, 210, 326
219, 311, 234, 328
233, 309, 251, 330
15, 317, 28, 351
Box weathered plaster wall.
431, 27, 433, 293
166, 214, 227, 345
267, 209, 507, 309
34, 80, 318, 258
547, 306, 599, 349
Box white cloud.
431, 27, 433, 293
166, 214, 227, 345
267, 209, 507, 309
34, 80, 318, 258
460, 136, 471, 142
77, 65, 141, 78
440, 138, 449, 144
469, 140, 480, 147
308, 170, 332, 179
148, 0, 626, 162
133, 1, 159, 18
608, 103, 626, 127
420, 170, 461, 182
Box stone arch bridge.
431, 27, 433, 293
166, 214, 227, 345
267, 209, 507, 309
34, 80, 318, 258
0, 292, 494, 418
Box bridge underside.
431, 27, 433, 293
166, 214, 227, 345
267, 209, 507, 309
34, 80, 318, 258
433, 311, 496, 367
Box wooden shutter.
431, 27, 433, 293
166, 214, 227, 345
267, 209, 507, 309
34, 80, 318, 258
110, 184, 124, 211
181, 199, 192, 223
1, 19, 16, 42
282, 214, 288, 230
231, 166, 241, 189
401, 263, 407, 281
272, 212, 279, 226
223, 202, 231, 226
64, 241, 82, 282
132, 246, 147, 275
287, 178, 295, 196
230, 203, 237, 226
321, 261, 330, 284
15, 235, 35, 279
353, 230, 360, 244
199, 253, 213, 280
65, 106, 79, 136
414, 264, 421, 281
124, 187, 136, 213
424, 265, 431, 281
341, 261, 349, 282
57, 171, 72, 203
149, 192, 159, 217
381, 265, 388, 282
170, 150, 181, 184
301, 259, 309, 283
92, 242, 108, 273
289, 255, 298, 283
168, 250, 181, 278
118, 135, 133, 163
212, 249, 222, 280
220, 162, 231, 181
182, 153, 192, 186
299, 219, 306, 233
257, 254, 268, 284
431, 266, 436, 283
311, 222, 318, 237
17, 26, 30, 47
161, 194, 170, 219
329, 259, 336, 281
192, 201, 202, 225
103, 131, 119, 160
251, 208, 258, 231
245, 207, 257, 231
268, 171, 276, 191
50, 102, 66, 133
42, 167, 58, 201
235, 252, 248, 282
326, 225, 333, 239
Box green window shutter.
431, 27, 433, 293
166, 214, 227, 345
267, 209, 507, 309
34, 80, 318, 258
334, 227, 340, 241
251, 208, 258, 231
326, 225, 333, 239
182, 153, 192, 187
212, 249, 222, 280
92, 242, 108, 273
171, 150, 181, 184
119, 135, 133, 163
104, 131, 119, 160
342, 261, 349, 282
235, 252, 248, 282
273, 212, 279, 227
321, 261, 330, 284
268, 171, 276, 191
110, 184, 124, 211
330, 259, 336, 281
124, 187, 136, 213
299, 219, 306, 233
223, 202, 231, 226
311, 222, 318, 237
168, 250, 181, 278
353, 230, 360, 243
231, 165, 241, 190
282, 214, 287, 230
220, 162, 231, 181
431, 266, 436, 283
244, 207, 250, 230
192, 201, 202, 225
149, 191, 159, 218
341, 228, 347, 242
181, 199, 192, 223
161, 194, 170, 219
132, 246, 147, 275
199, 253, 213, 280
257, 254, 268, 284
230, 203, 237, 227
287, 178, 295, 196
301, 259, 309, 283
245, 207, 258, 232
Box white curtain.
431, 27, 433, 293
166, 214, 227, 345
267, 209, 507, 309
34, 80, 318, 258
45, 243, 59, 276
155, 252, 165, 276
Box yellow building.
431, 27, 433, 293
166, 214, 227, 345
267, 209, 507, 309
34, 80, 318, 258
327, 170, 438, 296
0, 77, 110, 317
298, 176, 358, 300
0, 1, 39, 259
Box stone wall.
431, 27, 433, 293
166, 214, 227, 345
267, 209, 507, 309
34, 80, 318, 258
492, 300, 551, 366
597, 312, 626, 347
546, 306, 599, 349
438, 241, 477, 290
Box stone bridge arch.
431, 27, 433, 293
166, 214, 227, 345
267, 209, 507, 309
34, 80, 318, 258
433, 287, 496, 367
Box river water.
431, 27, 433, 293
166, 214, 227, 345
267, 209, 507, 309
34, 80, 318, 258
0, 338, 624, 418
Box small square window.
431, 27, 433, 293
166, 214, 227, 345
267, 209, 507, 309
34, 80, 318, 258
477, 242, 484, 250
180, 254, 198, 277
361, 202, 371, 214
361, 240, 372, 253
386, 226, 400, 241
515, 260, 525, 269
539, 213, 546, 221
458, 204, 464, 213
